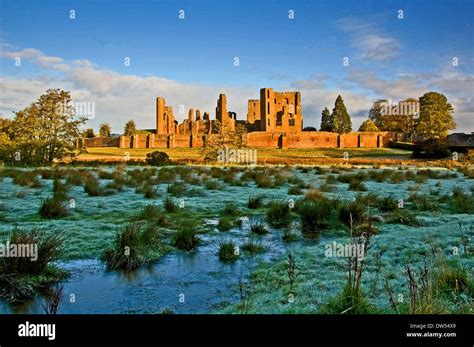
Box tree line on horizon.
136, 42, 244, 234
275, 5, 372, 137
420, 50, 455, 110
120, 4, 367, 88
0, 89, 457, 165
306, 92, 456, 137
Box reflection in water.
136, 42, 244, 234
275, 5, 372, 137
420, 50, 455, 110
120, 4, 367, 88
0, 219, 316, 314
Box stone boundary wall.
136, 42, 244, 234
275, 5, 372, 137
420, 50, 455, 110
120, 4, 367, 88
84, 131, 400, 149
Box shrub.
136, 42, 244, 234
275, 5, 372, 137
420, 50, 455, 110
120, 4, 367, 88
314, 167, 328, 175
157, 168, 177, 183
167, 182, 187, 197
266, 200, 292, 227
282, 228, 298, 242
319, 183, 335, 192
163, 197, 178, 213
297, 198, 339, 234
136, 184, 158, 199
173, 229, 199, 251
0, 229, 64, 302
242, 238, 265, 254
39, 197, 69, 219
84, 177, 106, 197
248, 195, 263, 209
97, 169, 113, 180
204, 179, 222, 190
435, 259, 473, 297
66, 170, 89, 186
218, 216, 235, 231
288, 185, 303, 195
12, 171, 42, 188
377, 196, 399, 212
52, 178, 69, 200
250, 221, 268, 235
102, 222, 165, 271
221, 202, 240, 217
37, 169, 62, 180
348, 180, 367, 192
325, 283, 371, 314
449, 188, 474, 214
338, 200, 365, 227
409, 193, 440, 212
145, 151, 170, 166
102, 223, 144, 270
255, 171, 273, 188
0, 229, 63, 275
133, 205, 168, 226
218, 241, 239, 261
325, 175, 337, 184
412, 139, 450, 159
304, 189, 323, 201
386, 209, 421, 226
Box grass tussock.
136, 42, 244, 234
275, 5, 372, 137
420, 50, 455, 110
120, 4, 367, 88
163, 196, 178, 213
102, 222, 164, 270
218, 241, 239, 261
0, 229, 65, 302
296, 197, 339, 234
248, 195, 264, 209
39, 196, 69, 219
11, 170, 42, 188
242, 237, 265, 254
250, 221, 268, 235
172, 229, 200, 251
266, 200, 292, 228
84, 176, 110, 197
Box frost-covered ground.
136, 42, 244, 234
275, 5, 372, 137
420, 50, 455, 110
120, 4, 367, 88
0, 165, 472, 314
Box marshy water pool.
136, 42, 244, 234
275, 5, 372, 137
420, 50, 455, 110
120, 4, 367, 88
0, 165, 473, 314
1, 217, 311, 314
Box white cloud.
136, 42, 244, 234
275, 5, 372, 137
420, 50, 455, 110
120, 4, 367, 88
1, 47, 472, 133
0, 47, 257, 132
337, 17, 400, 62
346, 69, 474, 131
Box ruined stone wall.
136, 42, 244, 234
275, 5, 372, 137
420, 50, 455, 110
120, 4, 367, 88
247, 99, 260, 124
340, 133, 359, 147
260, 88, 302, 132
216, 94, 235, 131
89, 132, 400, 150
246, 132, 281, 148
156, 97, 176, 135
359, 132, 379, 148
177, 116, 211, 136
284, 132, 339, 148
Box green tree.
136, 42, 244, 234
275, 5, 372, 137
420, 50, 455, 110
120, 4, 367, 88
83, 128, 95, 138
0, 117, 13, 146
331, 95, 352, 134
123, 120, 137, 136
320, 107, 333, 132
369, 100, 386, 122
1, 89, 85, 164
417, 92, 456, 140
358, 119, 379, 132
99, 123, 111, 137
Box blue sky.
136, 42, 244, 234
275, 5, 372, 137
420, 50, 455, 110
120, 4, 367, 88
1, 0, 473, 131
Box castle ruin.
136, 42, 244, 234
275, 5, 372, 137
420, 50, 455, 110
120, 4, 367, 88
85, 87, 400, 150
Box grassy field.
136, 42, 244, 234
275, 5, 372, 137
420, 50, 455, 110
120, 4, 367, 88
0, 164, 472, 314
79, 147, 413, 165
